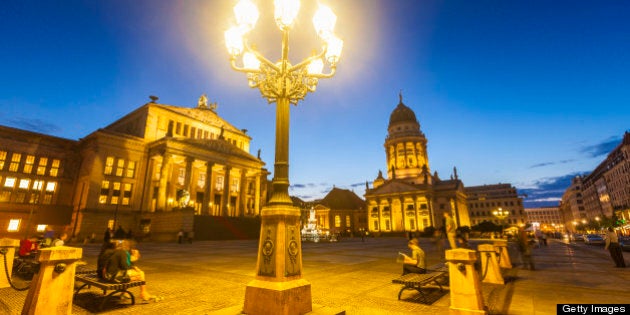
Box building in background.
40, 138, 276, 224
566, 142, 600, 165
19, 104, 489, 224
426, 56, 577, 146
465, 183, 527, 227
0, 96, 269, 241
524, 206, 563, 233
365, 95, 470, 234
561, 131, 630, 234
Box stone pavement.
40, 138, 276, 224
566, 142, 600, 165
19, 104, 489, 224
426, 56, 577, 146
1, 236, 628, 314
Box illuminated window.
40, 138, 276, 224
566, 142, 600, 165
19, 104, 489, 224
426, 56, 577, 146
45, 182, 57, 192
36, 224, 47, 232
99, 180, 110, 204
115, 159, 125, 177
49, 159, 60, 177
15, 192, 26, 203
111, 182, 121, 204
9, 153, 21, 172
0, 151, 6, 170
197, 173, 206, 188
107, 220, 114, 230
335, 215, 341, 228
4, 177, 16, 188
19, 179, 30, 189
37, 157, 48, 175
8, 219, 21, 232
104, 156, 114, 175
154, 162, 161, 180
29, 192, 40, 204
122, 183, 132, 205
177, 168, 185, 185
24, 155, 35, 174
231, 178, 239, 192
0, 190, 11, 202
126, 161, 136, 178
346, 215, 351, 227
33, 180, 44, 190
215, 175, 224, 191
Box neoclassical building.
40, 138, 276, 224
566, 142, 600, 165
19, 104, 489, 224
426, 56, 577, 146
364, 95, 470, 234
1, 96, 269, 240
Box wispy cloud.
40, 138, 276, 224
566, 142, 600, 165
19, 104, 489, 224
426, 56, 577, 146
6, 117, 61, 134
530, 159, 574, 169
580, 136, 621, 158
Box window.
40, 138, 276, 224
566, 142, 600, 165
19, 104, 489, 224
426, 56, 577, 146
385, 220, 390, 230
24, 155, 35, 174
191, 127, 196, 138
36, 224, 47, 232
122, 183, 132, 205
33, 180, 44, 190
183, 124, 189, 137
373, 221, 379, 230
9, 153, 21, 172
45, 182, 56, 192
111, 182, 121, 204
115, 159, 125, 177
176, 122, 181, 135
335, 215, 341, 228
231, 178, 239, 192
37, 157, 48, 175
4, 177, 16, 188
50, 159, 60, 177
18, 179, 30, 189
178, 168, 185, 185
0, 190, 11, 202
197, 173, 206, 188
104, 156, 114, 175
126, 161, 136, 178
0, 150, 6, 170
346, 215, 351, 227
99, 180, 110, 204
8, 219, 21, 232
215, 175, 224, 191
410, 219, 415, 230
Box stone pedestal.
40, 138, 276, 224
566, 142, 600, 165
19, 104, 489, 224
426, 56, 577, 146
478, 244, 504, 285
0, 238, 20, 288
493, 240, 512, 269
446, 249, 487, 315
243, 204, 312, 315
21, 246, 82, 315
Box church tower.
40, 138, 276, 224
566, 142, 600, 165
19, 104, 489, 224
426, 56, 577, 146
384, 93, 430, 184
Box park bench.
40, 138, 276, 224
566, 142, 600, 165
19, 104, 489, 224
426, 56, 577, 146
392, 271, 446, 302
74, 269, 145, 311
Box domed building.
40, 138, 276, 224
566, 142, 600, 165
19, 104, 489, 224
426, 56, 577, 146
364, 94, 470, 234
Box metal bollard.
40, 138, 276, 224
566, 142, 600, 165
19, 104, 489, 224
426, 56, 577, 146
21, 246, 82, 315
478, 244, 504, 285
0, 238, 20, 289
445, 248, 487, 315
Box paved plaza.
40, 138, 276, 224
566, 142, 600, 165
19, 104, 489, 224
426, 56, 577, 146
1, 236, 629, 314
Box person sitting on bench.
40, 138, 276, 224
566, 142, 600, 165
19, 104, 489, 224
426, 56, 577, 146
103, 239, 162, 302
400, 239, 427, 275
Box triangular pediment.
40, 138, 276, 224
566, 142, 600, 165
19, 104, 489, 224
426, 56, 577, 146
367, 180, 421, 195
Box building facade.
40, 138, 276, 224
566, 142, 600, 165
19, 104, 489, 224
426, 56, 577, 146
1, 96, 269, 240
465, 184, 527, 227
364, 95, 470, 234
562, 131, 630, 234
524, 206, 564, 232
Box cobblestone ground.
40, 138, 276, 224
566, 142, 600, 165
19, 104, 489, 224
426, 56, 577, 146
1, 237, 629, 314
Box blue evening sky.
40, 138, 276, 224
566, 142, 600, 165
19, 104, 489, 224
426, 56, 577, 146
1, 1, 629, 208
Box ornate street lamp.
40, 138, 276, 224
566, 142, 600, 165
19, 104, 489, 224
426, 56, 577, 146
225, 1, 342, 313
493, 207, 509, 237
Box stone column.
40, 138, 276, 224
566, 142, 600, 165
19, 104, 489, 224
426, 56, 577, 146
221, 166, 232, 216
478, 244, 504, 285
184, 156, 194, 201
493, 240, 513, 269
239, 170, 247, 216
446, 249, 487, 315
0, 238, 20, 288
21, 246, 83, 315
202, 162, 214, 215
254, 174, 261, 215
157, 153, 172, 211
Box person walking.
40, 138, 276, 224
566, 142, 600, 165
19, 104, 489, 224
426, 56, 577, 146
517, 226, 535, 270
604, 227, 626, 268
444, 212, 457, 249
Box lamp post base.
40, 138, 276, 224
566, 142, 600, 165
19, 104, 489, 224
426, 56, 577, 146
244, 278, 312, 315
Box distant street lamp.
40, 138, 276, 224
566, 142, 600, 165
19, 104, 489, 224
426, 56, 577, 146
225, 0, 342, 313
493, 207, 509, 236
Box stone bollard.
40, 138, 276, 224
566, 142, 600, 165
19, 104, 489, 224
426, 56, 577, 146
446, 248, 487, 315
21, 246, 82, 315
0, 238, 20, 289
493, 240, 512, 269
478, 244, 504, 285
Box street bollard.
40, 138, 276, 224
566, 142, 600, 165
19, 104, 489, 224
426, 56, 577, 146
0, 238, 20, 289
493, 240, 512, 269
478, 244, 504, 285
446, 248, 487, 315
21, 246, 82, 315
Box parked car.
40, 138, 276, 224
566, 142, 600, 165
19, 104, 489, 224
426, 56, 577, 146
583, 234, 605, 245
620, 236, 630, 251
